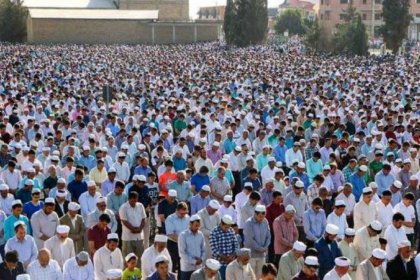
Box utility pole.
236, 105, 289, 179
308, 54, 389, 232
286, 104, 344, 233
371, 0, 375, 37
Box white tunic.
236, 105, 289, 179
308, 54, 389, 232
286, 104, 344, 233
323, 268, 352, 280
384, 224, 407, 261
353, 200, 376, 230
375, 200, 394, 231
63, 256, 94, 280
44, 235, 75, 268
141, 246, 173, 280
93, 246, 124, 280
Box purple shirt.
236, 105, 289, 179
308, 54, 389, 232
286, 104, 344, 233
101, 179, 116, 196
207, 149, 223, 165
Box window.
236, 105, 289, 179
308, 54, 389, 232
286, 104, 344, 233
363, 0, 367, 4
321, 14, 324, 20
416, 13, 420, 18
375, 13, 381, 20
340, 0, 348, 4
340, 13, 347, 20
325, 11, 331, 20
375, 0, 381, 4
362, 13, 367, 20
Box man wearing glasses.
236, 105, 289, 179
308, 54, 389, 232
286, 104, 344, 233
243, 204, 271, 279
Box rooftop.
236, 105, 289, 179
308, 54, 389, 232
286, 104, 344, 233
23, 0, 116, 9
28, 9, 159, 20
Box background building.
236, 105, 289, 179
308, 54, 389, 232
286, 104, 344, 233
318, 0, 420, 39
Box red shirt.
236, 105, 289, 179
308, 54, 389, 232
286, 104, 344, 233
266, 203, 285, 231
87, 224, 111, 250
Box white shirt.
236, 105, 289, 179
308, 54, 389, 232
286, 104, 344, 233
63, 256, 94, 280
113, 161, 130, 182
323, 268, 352, 280
414, 253, 420, 280
285, 149, 303, 167
1, 169, 21, 190
0, 193, 14, 215
326, 212, 348, 240
28, 259, 63, 280
93, 246, 124, 280
44, 235, 76, 268
353, 200, 376, 230
394, 202, 416, 234
384, 224, 407, 261
336, 193, 356, 216
261, 166, 275, 184
218, 205, 237, 224
78, 191, 101, 220
119, 201, 146, 241
235, 191, 249, 228
375, 200, 394, 231
228, 152, 240, 172
141, 246, 173, 280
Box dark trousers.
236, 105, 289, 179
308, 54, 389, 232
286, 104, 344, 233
168, 240, 180, 273
297, 226, 305, 242
232, 171, 241, 198
274, 254, 282, 269
268, 234, 275, 265
180, 271, 193, 280
346, 216, 354, 229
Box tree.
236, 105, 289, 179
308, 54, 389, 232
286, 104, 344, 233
305, 18, 332, 52
275, 9, 307, 36
382, 0, 412, 53
0, 0, 28, 42
223, 0, 268, 47
223, 0, 236, 45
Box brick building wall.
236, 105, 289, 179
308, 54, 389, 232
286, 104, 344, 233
27, 17, 221, 44
118, 0, 189, 21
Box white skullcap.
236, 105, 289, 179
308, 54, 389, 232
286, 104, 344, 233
325, 223, 339, 235
359, 165, 368, 172
246, 155, 254, 161
403, 159, 411, 164
368, 182, 378, 189
398, 240, 411, 248
234, 146, 242, 152
244, 182, 253, 188
213, 141, 220, 147
12, 199, 22, 207
0, 183, 9, 191
295, 181, 304, 188
168, 189, 177, 197
297, 162, 306, 169
334, 200, 346, 207
201, 185, 211, 192
68, 202, 80, 211
138, 144, 146, 150
57, 225, 70, 234
16, 274, 31, 280
292, 241, 307, 252
106, 268, 122, 279
285, 205, 296, 213
206, 259, 221, 271
45, 197, 55, 204
335, 257, 350, 267
222, 214, 234, 225
107, 233, 119, 240
410, 175, 418, 181
370, 220, 382, 231
362, 187, 373, 194
57, 178, 66, 184
56, 190, 67, 198
42, 147, 50, 152
154, 234, 168, 243
87, 180, 96, 187
108, 167, 117, 173
125, 252, 138, 262
337, 186, 344, 192
190, 215, 201, 222
209, 199, 220, 210
372, 248, 386, 259
25, 179, 34, 186
96, 196, 106, 204
155, 255, 169, 264
223, 195, 233, 202
323, 165, 331, 170
345, 228, 355, 236
137, 175, 146, 182
304, 256, 319, 266
14, 220, 25, 228
255, 205, 266, 213
393, 180, 402, 188
268, 156, 276, 162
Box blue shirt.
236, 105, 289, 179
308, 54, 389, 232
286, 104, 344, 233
190, 174, 210, 193
243, 217, 271, 258
303, 208, 327, 241
350, 173, 367, 201
67, 180, 88, 201
209, 226, 239, 264
4, 215, 31, 240
172, 157, 187, 172
168, 181, 192, 202
23, 201, 44, 219
375, 171, 395, 195
178, 229, 206, 272
306, 158, 324, 182
290, 172, 310, 190
4, 235, 38, 264
223, 139, 236, 154
134, 166, 153, 177
165, 213, 189, 236
190, 194, 210, 215
273, 144, 287, 164
79, 155, 96, 171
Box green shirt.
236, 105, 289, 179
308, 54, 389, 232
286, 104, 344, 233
369, 160, 383, 176
122, 268, 141, 280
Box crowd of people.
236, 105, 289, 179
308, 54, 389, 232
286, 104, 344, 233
0, 40, 419, 280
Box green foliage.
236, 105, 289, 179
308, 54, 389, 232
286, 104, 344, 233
305, 18, 333, 52
0, 0, 28, 42
275, 9, 307, 36
381, 0, 412, 53
223, 0, 268, 47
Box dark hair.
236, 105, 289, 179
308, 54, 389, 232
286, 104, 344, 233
249, 191, 261, 201
128, 191, 139, 200
312, 197, 323, 207
382, 190, 392, 196
249, 168, 258, 175
313, 151, 321, 158
261, 263, 277, 276
305, 247, 319, 258
199, 166, 209, 173
99, 213, 111, 223
75, 169, 84, 176
115, 180, 125, 189
379, 238, 387, 245
392, 212, 405, 222
272, 191, 282, 198
4, 250, 19, 263
404, 192, 415, 201
177, 202, 189, 211
313, 174, 325, 183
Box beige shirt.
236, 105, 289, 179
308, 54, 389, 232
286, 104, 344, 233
44, 235, 75, 268
353, 200, 376, 230
226, 260, 256, 280
119, 201, 146, 241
